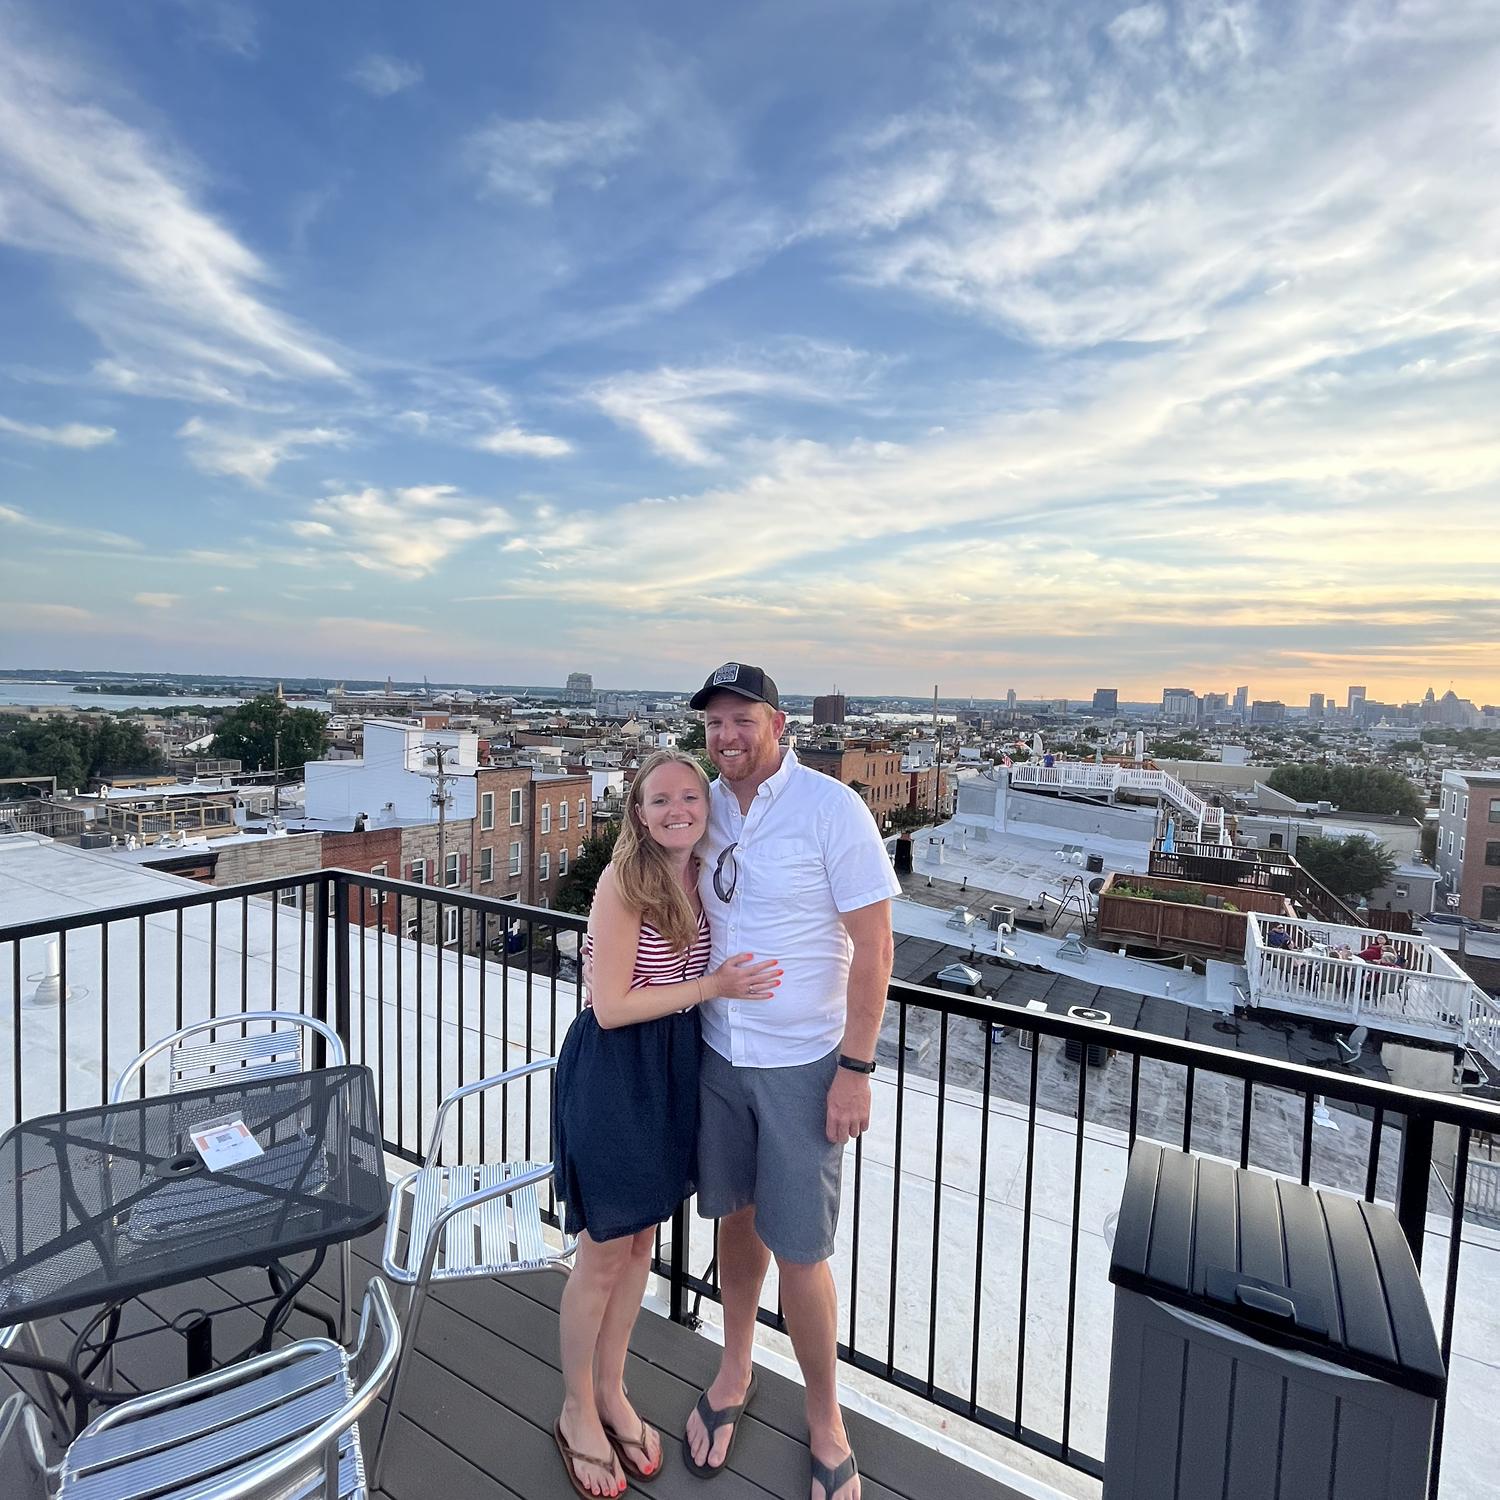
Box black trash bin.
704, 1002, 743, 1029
1104, 1143, 1446, 1500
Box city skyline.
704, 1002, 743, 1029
2, 3, 1499, 699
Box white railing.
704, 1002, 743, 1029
1468, 1157, 1500, 1224
1009, 760, 1225, 840
1244, 912, 1500, 1067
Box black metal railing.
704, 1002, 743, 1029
1150, 839, 1361, 925
4, 867, 1500, 1498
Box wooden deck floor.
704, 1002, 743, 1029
2, 1230, 1029, 1500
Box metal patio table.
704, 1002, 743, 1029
0, 1062, 385, 1431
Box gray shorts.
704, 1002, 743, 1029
696, 1045, 842, 1264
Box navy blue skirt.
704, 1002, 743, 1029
553, 1006, 701, 1242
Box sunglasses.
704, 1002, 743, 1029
713, 842, 739, 902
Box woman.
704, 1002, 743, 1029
552, 749, 780, 1498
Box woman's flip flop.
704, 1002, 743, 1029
553, 1419, 625, 1498
605, 1412, 663, 1483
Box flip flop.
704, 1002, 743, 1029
553, 1418, 625, 1498
604, 1411, 662, 1483
681, 1373, 758, 1480
811, 1449, 859, 1500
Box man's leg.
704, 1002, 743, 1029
684, 1203, 771, 1469
778, 1255, 858, 1500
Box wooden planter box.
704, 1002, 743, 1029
1096, 873, 1296, 958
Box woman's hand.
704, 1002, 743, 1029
707, 953, 782, 1001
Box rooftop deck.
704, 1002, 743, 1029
0, 1228, 1029, 1500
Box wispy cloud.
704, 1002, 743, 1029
348, 53, 424, 97
474, 425, 573, 458
469, 107, 644, 206
178, 417, 349, 484
132, 592, 180, 609
0, 502, 140, 550
0, 414, 115, 448
0, 19, 343, 392
290, 484, 514, 576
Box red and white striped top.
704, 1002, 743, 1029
582, 906, 711, 1007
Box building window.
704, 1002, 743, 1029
1490, 797, 1500, 825
1269, 833, 1284, 850
1486, 842, 1500, 867
404, 915, 418, 941
510, 788, 524, 825
539, 851, 550, 882
411, 857, 427, 885
509, 841, 522, 877
559, 799, 569, 831
480, 846, 494, 882
1448, 831, 1455, 855
578, 843, 584, 860
445, 851, 460, 888
1460, 837, 1466, 862
480, 791, 495, 830
541, 803, 552, 835
578, 795, 587, 823
443, 907, 459, 947
558, 847, 569, 876
1463, 795, 1469, 819
1484, 887, 1500, 922
276, 885, 299, 909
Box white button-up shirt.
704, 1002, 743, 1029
698, 749, 901, 1068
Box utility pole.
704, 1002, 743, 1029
428, 743, 454, 891
272, 721, 282, 818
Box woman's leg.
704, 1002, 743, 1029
558, 1230, 633, 1496
593, 1225, 663, 1473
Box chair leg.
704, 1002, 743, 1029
340, 1240, 352, 1345
369, 1281, 429, 1494
18, 1325, 70, 1441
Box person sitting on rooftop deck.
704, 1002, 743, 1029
552, 748, 781, 1498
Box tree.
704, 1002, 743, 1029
0, 715, 163, 789
1152, 738, 1210, 761
1419, 824, 1438, 865
678, 721, 706, 751
209, 697, 327, 773
555, 822, 621, 916
1266, 763, 1424, 819
1296, 834, 1397, 900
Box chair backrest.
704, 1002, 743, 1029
111, 1011, 348, 1103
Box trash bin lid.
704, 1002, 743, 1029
1108, 1143, 1446, 1397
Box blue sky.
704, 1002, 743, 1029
2, 0, 1498, 701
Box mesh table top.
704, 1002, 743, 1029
0, 1064, 385, 1323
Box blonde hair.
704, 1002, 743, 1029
611, 748, 712, 952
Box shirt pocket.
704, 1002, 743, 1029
751, 837, 826, 896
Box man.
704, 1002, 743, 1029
683, 662, 898, 1500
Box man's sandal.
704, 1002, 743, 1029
681, 1374, 759, 1480
811, 1450, 859, 1500
604, 1412, 662, 1483
553, 1419, 625, 1498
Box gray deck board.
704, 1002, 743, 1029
1, 1228, 1026, 1500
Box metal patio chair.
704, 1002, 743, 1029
371, 1057, 576, 1487
110, 1012, 354, 1343
0, 1322, 70, 1440
0, 1276, 399, 1500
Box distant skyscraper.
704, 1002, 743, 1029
1162, 687, 1199, 723
1092, 688, 1119, 715
1250, 699, 1287, 725
1006, 688, 1017, 714
564, 671, 594, 704
1347, 685, 1367, 713
1308, 692, 1325, 719
812, 693, 846, 726
1233, 685, 1249, 718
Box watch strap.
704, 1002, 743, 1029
838, 1053, 876, 1074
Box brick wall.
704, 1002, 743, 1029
529, 775, 592, 906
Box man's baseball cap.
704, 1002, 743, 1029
689, 662, 780, 711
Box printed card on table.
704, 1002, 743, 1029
190, 1118, 265, 1171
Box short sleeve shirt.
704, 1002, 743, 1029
697, 749, 901, 1068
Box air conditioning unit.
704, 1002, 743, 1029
1064, 1006, 1112, 1067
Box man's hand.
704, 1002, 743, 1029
825, 1066, 871, 1144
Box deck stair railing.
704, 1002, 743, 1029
1009, 761, 1229, 843
1244, 912, 1500, 1070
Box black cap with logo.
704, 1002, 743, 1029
689, 662, 780, 711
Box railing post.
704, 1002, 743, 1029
1396, 1113, 1434, 1268
332, 872, 351, 1056
668, 1201, 691, 1326
311, 875, 330, 1054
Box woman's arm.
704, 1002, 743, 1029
588, 867, 781, 1029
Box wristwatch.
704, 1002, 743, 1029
838, 1054, 876, 1074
